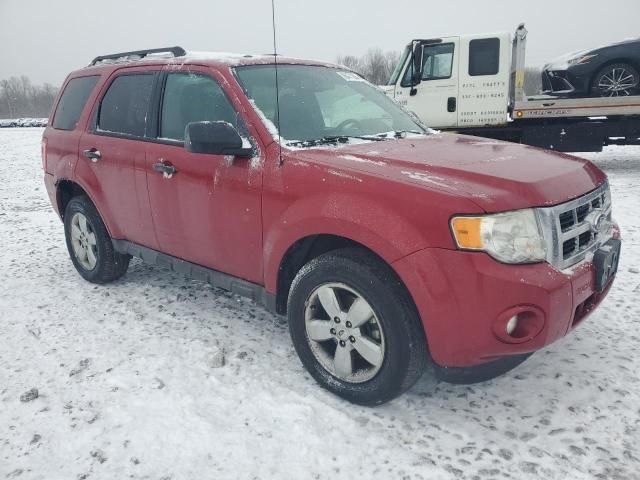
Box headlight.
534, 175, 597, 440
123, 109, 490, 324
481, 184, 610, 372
450, 209, 546, 264
568, 54, 598, 66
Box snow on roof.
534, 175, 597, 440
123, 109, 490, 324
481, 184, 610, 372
182, 51, 274, 63
179, 51, 342, 69
84, 50, 341, 70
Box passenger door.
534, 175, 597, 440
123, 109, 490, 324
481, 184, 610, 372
457, 33, 511, 127
394, 38, 460, 128
78, 69, 159, 249
144, 68, 264, 284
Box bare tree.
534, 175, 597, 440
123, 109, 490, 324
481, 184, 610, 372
0, 76, 58, 118
335, 55, 362, 73
337, 49, 400, 85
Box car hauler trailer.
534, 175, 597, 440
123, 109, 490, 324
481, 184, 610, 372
382, 25, 640, 152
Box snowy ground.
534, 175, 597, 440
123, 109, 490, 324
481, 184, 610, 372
1, 128, 639, 480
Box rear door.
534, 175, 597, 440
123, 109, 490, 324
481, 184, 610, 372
77, 68, 159, 248
393, 38, 460, 128
457, 33, 511, 127
144, 67, 264, 284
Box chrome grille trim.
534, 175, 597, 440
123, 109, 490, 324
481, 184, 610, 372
537, 182, 613, 270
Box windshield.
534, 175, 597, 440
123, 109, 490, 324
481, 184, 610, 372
234, 64, 426, 146
388, 47, 410, 86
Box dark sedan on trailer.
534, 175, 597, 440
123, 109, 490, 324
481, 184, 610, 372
543, 38, 640, 97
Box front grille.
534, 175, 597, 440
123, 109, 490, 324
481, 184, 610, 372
576, 204, 590, 223
542, 70, 576, 94
559, 211, 575, 232
537, 182, 613, 270
562, 238, 577, 258
578, 231, 593, 248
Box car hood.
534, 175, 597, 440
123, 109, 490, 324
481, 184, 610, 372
287, 133, 606, 212
544, 49, 591, 70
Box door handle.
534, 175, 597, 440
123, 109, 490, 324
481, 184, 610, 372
83, 148, 101, 162
447, 97, 457, 113
153, 161, 177, 176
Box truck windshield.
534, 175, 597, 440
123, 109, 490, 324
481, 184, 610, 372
388, 47, 410, 86
235, 64, 426, 146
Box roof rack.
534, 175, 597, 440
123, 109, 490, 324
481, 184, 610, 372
90, 46, 186, 66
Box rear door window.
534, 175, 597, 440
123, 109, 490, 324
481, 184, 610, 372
469, 38, 500, 76
159, 73, 240, 141
98, 74, 155, 137
52, 76, 99, 130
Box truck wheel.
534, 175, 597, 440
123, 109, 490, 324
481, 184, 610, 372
591, 63, 639, 97
287, 248, 429, 405
64, 195, 130, 284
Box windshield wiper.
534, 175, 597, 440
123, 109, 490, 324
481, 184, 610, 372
286, 135, 387, 148
390, 130, 425, 138
321, 135, 388, 143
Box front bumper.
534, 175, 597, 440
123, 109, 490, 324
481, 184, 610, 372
393, 240, 618, 368
542, 67, 591, 96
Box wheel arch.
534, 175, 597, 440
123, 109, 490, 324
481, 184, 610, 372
56, 179, 88, 219
272, 233, 423, 326
55, 178, 116, 237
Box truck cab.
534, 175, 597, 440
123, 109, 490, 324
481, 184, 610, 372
384, 31, 513, 128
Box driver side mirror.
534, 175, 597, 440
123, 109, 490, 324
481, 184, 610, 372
411, 42, 424, 87
185, 121, 253, 157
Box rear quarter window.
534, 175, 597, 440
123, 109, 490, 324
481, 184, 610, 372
52, 76, 100, 131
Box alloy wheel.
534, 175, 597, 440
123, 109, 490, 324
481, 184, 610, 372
597, 67, 638, 96
304, 282, 385, 383
70, 212, 98, 270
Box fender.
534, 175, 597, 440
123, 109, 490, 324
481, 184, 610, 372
263, 191, 429, 293
49, 148, 77, 217
48, 134, 81, 180
65, 160, 122, 239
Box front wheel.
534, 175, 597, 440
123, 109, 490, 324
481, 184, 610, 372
64, 195, 130, 284
591, 63, 639, 97
287, 248, 429, 405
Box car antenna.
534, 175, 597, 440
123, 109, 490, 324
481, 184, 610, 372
271, 0, 284, 166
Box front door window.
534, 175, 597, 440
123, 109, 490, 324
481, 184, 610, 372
402, 43, 455, 85
160, 73, 242, 141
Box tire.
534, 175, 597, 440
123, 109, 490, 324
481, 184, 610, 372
64, 195, 130, 284
287, 248, 430, 406
591, 63, 639, 97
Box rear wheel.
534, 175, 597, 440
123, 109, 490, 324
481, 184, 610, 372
64, 196, 130, 283
287, 248, 430, 405
591, 63, 639, 97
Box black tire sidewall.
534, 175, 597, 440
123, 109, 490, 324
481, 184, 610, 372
288, 251, 425, 405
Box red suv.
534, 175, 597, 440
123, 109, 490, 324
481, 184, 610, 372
42, 47, 621, 405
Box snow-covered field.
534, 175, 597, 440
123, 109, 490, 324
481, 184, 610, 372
1, 128, 639, 480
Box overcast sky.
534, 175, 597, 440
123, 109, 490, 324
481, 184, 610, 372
1, 0, 639, 86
